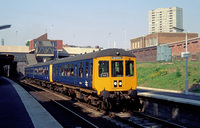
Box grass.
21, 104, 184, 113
137, 61, 200, 92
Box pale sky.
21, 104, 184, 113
0, 0, 200, 49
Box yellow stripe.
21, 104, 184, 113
49, 64, 53, 82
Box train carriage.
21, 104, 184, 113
25, 49, 137, 109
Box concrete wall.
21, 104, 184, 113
140, 97, 200, 127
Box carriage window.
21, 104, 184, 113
79, 68, 83, 77
79, 62, 83, 77
99, 61, 109, 77
47, 67, 49, 75
85, 62, 88, 66
126, 61, 134, 76
85, 67, 88, 78
75, 65, 77, 76
90, 63, 93, 76
111, 61, 123, 77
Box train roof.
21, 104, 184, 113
53, 48, 135, 64
25, 60, 55, 68
25, 49, 135, 68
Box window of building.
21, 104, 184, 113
146, 39, 149, 47
154, 37, 158, 46
150, 38, 153, 46
51, 41, 57, 46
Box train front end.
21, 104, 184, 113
93, 50, 137, 108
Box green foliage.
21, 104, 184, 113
193, 78, 200, 84
150, 70, 168, 79
25, 41, 30, 46
176, 67, 182, 77
137, 61, 200, 92
193, 88, 200, 93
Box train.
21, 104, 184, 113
25, 49, 138, 109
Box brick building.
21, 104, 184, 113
130, 32, 198, 50
130, 37, 200, 62
29, 33, 63, 51
29, 33, 63, 62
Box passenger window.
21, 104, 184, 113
90, 63, 93, 76
75, 65, 77, 76
85, 67, 88, 78
125, 61, 134, 76
99, 61, 109, 77
79, 68, 83, 77
79, 62, 83, 77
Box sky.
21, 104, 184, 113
0, 0, 200, 49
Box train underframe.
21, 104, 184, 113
25, 78, 139, 110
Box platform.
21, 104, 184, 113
137, 86, 200, 106
0, 77, 62, 128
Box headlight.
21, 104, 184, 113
114, 81, 117, 87
119, 80, 122, 87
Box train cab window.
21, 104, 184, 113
111, 61, 123, 77
99, 61, 109, 77
125, 61, 134, 76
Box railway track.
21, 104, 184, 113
20, 81, 98, 128
111, 111, 187, 128
19, 80, 187, 128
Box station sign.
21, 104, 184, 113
181, 52, 190, 58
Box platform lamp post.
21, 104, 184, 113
173, 27, 189, 95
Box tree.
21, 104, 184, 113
26, 41, 30, 46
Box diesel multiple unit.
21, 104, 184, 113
25, 49, 137, 109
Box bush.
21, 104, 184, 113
176, 68, 182, 77
193, 78, 200, 84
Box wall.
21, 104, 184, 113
140, 97, 200, 127
130, 32, 198, 50
130, 46, 157, 62
170, 38, 200, 61
130, 37, 200, 62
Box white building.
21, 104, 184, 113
149, 7, 183, 34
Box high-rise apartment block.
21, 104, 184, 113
149, 7, 183, 34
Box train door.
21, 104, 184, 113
87, 59, 93, 88
77, 61, 84, 87
110, 59, 124, 90
74, 63, 78, 85
53, 65, 59, 82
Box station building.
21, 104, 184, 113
0, 33, 101, 78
